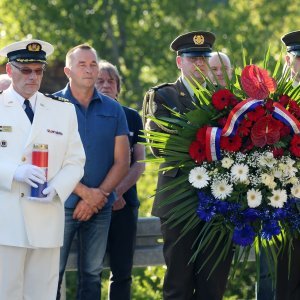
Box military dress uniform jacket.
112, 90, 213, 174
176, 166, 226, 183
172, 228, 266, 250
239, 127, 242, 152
144, 77, 195, 218
0, 89, 85, 248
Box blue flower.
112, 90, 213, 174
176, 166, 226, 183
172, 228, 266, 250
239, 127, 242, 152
215, 200, 229, 213
196, 206, 216, 222
232, 224, 255, 246
197, 190, 215, 206
261, 220, 281, 240
272, 208, 287, 220
243, 208, 260, 222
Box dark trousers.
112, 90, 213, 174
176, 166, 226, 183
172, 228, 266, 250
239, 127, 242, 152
107, 205, 138, 300
160, 219, 234, 300
276, 238, 300, 300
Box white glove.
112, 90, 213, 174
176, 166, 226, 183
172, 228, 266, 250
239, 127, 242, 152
13, 164, 46, 188
28, 186, 56, 203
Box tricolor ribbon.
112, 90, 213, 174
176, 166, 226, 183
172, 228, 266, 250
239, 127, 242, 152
222, 98, 264, 137
273, 102, 300, 134
204, 98, 300, 161
205, 127, 222, 162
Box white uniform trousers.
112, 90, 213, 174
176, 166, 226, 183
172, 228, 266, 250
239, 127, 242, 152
0, 245, 60, 300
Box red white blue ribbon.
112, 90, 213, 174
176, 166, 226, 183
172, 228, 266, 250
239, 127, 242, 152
204, 98, 300, 162
273, 102, 300, 134
205, 127, 222, 161
222, 98, 264, 137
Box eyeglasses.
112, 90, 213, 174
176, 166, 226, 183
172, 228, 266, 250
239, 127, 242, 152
10, 63, 45, 75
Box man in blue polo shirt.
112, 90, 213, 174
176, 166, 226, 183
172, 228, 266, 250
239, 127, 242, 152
55, 44, 130, 300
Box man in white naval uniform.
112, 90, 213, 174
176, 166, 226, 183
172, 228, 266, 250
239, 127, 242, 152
0, 39, 85, 300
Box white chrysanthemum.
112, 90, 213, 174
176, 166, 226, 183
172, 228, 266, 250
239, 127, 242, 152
291, 184, 300, 199
259, 152, 276, 167
188, 167, 210, 189
273, 168, 283, 179
285, 157, 296, 167
268, 189, 287, 208
211, 180, 233, 200
221, 157, 234, 169
286, 166, 297, 177
261, 173, 275, 186
231, 163, 249, 182
267, 181, 277, 189
288, 177, 299, 185
278, 163, 287, 171
247, 189, 262, 208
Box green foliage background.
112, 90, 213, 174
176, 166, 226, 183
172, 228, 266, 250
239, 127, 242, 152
1, 1, 299, 298
0, 0, 299, 109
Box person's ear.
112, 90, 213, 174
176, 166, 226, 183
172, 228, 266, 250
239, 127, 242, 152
64, 66, 71, 78
176, 56, 182, 70
285, 55, 291, 66
6, 63, 12, 77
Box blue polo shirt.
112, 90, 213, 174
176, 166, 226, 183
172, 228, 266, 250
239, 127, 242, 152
54, 84, 129, 208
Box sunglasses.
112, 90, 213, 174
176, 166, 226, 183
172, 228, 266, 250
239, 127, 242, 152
10, 63, 45, 75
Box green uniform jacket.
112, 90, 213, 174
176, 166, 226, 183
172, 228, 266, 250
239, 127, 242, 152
143, 77, 195, 218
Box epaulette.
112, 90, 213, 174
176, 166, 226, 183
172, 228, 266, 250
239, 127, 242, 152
151, 82, 172, 91
142, 83, 177, 134
44, 93, 70, 103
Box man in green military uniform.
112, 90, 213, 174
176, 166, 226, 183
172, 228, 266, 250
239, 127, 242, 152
143, 31, 234, 300
282, 30, 300, 86
275, 30, 300, 300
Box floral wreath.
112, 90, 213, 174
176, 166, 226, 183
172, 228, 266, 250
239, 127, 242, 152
144, 51, 300, 279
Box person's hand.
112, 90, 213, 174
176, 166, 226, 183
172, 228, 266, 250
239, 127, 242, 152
112, 197, 126, 211
73, 200, 94, 221
81, 188, 108, 212
13, 164, 46, 188
28, 186, 56, 203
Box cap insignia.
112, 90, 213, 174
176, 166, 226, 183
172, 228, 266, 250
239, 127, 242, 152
27, 43, 42, 52
193, 35, 204, 45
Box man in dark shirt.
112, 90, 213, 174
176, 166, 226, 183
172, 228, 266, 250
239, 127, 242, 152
96, 60, 145, 300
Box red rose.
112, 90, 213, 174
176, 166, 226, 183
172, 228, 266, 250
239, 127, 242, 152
265, 98, 274, 113
247, 106, 266, 122
189, 141, 207, 163
230, 96, 239, 107
250, 115, 282, 147
241, 118, 253, 128
241, 65, 277, 99
237, 119, 253, 137
289, 100, 300, 118
217, 117, 227, 127
237, 125, 250, 137
273, 148, 284, 158
220, 135, 242, 152
241, 138, 254, 153
279, 94, 291, 107
196, 125, 208, 142
212, 89, 234, 110
290, 135, 300, 157
280, 124, 291, 138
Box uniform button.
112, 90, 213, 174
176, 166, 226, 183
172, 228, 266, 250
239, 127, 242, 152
22, 157, 26, 162
21, 193, 25, 197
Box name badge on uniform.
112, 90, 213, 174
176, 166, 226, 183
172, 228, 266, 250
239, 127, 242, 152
0, 126, 12, 132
